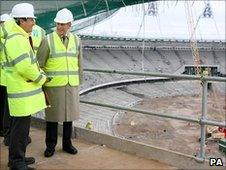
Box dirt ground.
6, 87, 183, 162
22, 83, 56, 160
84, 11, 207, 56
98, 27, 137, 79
113, 92, 226, 161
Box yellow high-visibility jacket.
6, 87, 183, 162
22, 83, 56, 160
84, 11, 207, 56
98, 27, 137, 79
4, 21, 47, 116
44, 31, 80, 87
0, 19, 14, 86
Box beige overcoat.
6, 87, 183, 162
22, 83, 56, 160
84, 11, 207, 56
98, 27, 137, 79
36, 33, 83, 122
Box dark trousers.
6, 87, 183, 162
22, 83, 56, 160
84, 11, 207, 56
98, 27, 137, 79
0, 85, 7, 136
0, 85, 12, 142
9, 115, 31, 169
45, 121, 73, 150
3, 93, 11, 141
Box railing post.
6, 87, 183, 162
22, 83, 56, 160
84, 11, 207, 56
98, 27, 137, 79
196, 79, 208, 162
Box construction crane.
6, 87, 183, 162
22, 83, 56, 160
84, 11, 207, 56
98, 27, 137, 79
184, 1, 202, 76
185, 1, 226, 157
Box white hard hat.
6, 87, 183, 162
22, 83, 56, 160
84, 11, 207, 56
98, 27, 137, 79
54, 8, 73, 23
11, 3, 36, 18
0, 14, 11, 22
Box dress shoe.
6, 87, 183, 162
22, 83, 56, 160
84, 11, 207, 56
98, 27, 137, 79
44, 148, 55, 157
25, 157, 35, 165
8, 157, 35, 167
63, 145, 78, 154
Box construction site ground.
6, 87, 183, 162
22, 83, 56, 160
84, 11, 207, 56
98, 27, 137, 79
0, 127, 175, 169
114, 93, 226, 163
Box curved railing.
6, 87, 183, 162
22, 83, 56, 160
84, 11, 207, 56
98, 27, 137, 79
80, 77, 169, 95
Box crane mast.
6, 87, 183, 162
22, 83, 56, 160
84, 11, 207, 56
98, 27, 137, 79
184, 1, 202, 76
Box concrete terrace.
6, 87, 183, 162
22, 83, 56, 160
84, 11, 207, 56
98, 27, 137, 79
0, 127, 175, 170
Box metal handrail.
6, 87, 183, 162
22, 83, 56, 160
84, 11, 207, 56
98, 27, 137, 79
82, 68, 226, 162
80, 100, 225, 128
84, 68, 226, 82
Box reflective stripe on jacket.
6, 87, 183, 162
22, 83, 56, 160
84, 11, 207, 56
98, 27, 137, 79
4, 22, 47, 116
44, 31, 80, 87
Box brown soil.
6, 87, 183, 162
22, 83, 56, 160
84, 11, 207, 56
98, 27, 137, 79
113, 92, 226, 160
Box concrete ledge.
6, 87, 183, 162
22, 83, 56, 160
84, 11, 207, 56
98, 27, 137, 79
31, 117, 224, 169
75, 127, 223, 169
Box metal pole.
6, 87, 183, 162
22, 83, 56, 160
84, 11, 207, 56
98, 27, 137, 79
83, 68, 226, 82
80, 100, 200, 123
197, 80, 208, 162
80, 100, 226, 127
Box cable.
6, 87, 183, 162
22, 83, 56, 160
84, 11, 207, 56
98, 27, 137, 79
81, 0, 87, 16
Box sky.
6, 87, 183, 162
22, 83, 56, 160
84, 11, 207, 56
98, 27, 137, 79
77, 1, 225, 40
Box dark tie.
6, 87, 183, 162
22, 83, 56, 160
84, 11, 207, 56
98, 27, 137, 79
29, 36, 34, 50
62, 36, 66, 44
62, 35, 68, 47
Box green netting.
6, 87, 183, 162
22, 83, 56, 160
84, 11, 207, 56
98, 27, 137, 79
1, 0, 156, 33
37, 0, 156, 33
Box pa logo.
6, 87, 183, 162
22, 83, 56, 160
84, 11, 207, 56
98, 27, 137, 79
209, 158, 223, 166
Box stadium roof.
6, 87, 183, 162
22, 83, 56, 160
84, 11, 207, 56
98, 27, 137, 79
1, 1, 224, 40
77, 1, 225, 40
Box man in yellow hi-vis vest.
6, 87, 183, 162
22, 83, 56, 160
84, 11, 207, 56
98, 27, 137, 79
37, 8, 83, 158
0, 20, 45, 148
4, 3, 49, 169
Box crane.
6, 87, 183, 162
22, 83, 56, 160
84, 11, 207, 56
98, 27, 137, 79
184, 1, 202, 76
